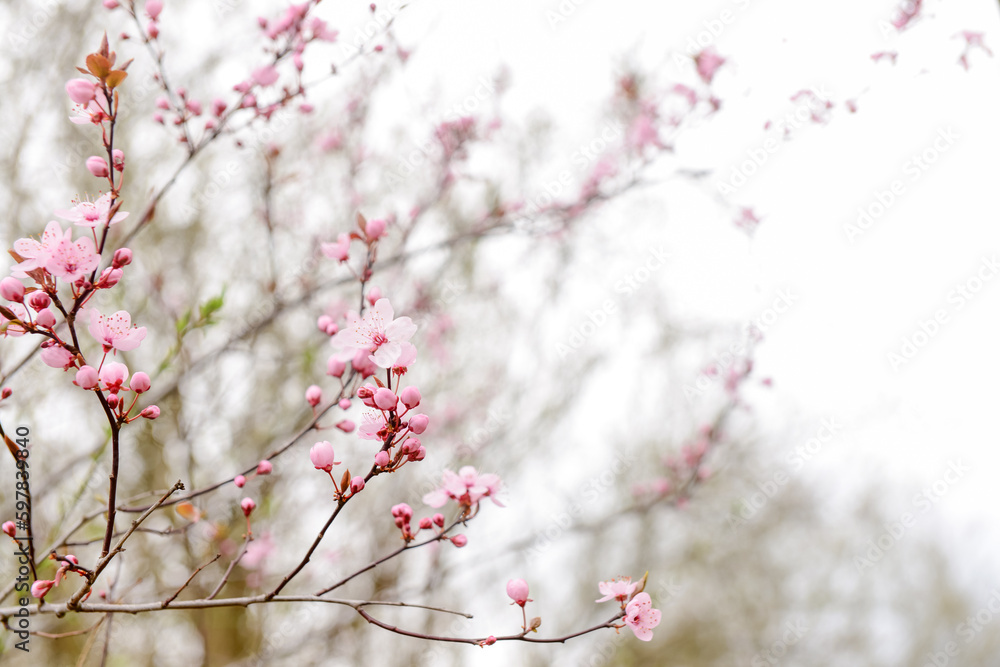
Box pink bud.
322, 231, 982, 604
30, 579, 56, 599
374, 450, 390, 467
483, 636, 497, 646
412, 446, 426, 462
432, 513, 444, 527
305, 385, 322, 407
66, 79, 96, 105
351, 350, 377, 378
0, 277, 24, 302
75, 366, 99, 390
366, 287, 382, 305
234, 475, 246, 488
186, 99, 202, 116
112, 248, 133, 268
153, 112, 164, 124
86, 156, 109, 178
350, 476, 365, 493
256, 460, 272, 475
338, 398, 351, 410
104, 1, 120, 9
451, 534, 468, 548
357, 384, 377, 407
146, 0, 163, 20
101, 362, 129, 393
211, 98, 227, 117
0, 388, 10, 400
147, 20, 159, 38
399, 386, 421, 409
407, 414, 429, 434
391, 503, 412, 521
373, 388, 397, 411
27, 291, 50, 311
506, 578, 530, 606
365, 218, 386, 240
155, 96, 170, 110
335, 419, 355, 433
293, 54, 304, 71
130, 372, 151, 394
317, 315, 333, 332
327, 356, 346, 378
241, 497, 256, 516
252, 65, 280, 87
140, 405, 160, 419
35, 309, 56, 329
112, 149, 125, 171
98, 267, 123, 288
418, 517, 432, 530
2, 521, 15, 537
310, 441, 336, 472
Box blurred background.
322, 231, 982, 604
1, 0, 999, 664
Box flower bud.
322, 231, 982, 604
98, 267, 123, 287
305, 384, 322, 407
366, 287, 382, 306
27, 291, 50, 311
35, 309, 56, 329
146, 0, 163, 19
374, 450, 390, 468
326, 356, 346, 378
147, 20, 159, 38
418, 517, 432, 530
399, 386, 421, 409
107, 393, 120, 409
506, 578, 530, 606
338, 398, 351, 410
256, 460, 272, 475
373, 388, 397, 411
0, 278, 24, 302
407, 414, 429, 434
317, 315, 333, 333
365, 218, 386, 240
141, 405, 161, 419
241, 497, 256, 517
432, 513, 445, 527
66, 79, 97, 105
450, 534, 468, 548
2, 521, 15, 537
310, 441, 336, 472
234, 475, 246, 488
30, 579, 55, 599
350, 476, 365, 493
112, 149, 125, 171
335, 419, 355, 433
1, 388, 11, 400
211, 98, 227, 117
75, 365, 99, 390
112, 248, 133, 268
357, 384, 377, 407
130, 372, 151, 394
86, 156, 109, 178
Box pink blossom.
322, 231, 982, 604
112, 149, 125, 171
89, 310, 147, 353
335, 419, 355, 433
450, 534, 468, 547
392, 342, 417, 372
0, 277, 24, 302
241, 497, 256, 516
25, 305, 49, 327
130, 372, 151, 393
30, 579, 56, 599
70, 95, 111, 125
99, 362, 129, 393
27, 292, 50, 311
374, 450, 390, 467
12, 221, 68, 276
365, 219, 386, 241
146, 0, 163, 19
350, 476, 365, 493
47, 233, 101, 282
86, 156, 109, 178
331, 298, 417, 368
338, 398, 351, 410
596, 577, 638, 603
234, 475, 246, 488
66, 79, 97, 105
624, 592, 661, 641
305, 384, 323, 407
373, 387, 397, 411
75, 366, 99, 389
891, 0, 922, 31
140, 405, 160, 419
423, 466, 504, 509
2, 521, 14, 537
399, 386, 421, 409
40, 342, 75, 370
628, 113, 664, 151
257, 460, 273, 475
252, 65, 280, 87
321, 233, 351, 261
694, 48, 726, 84
241, 532, 274, 569
351, 349, 378, 377
310, 441, 339, 472
506, 579, 530, 606
326, 356, 346, 377
56, 192, 129, 228
358, 411, 388, 440
407, 414, 429, 435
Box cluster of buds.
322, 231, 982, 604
74, 362, 158, 423
234, 459, 273, 489
389, 503, 455, 545
357, 382, 428, 472
29, 553, 89, 601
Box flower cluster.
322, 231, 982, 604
423, 466, 504, 513
389, 503, 456, 545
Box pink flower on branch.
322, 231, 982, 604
89, 310, 147, 353
331, 298, 416, 369
595, 576, 638, 604
694, 48, 726, 85
47, 234, 101, 282
624, 592, 661, 641
12, 221, 71, 277
423, 466, 504, 510
55, 192, 129, 228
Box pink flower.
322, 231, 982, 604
86, 156, 109, 178
30, 579, 56, 599
358, 411, 388, 441
252, 65, 280, 87
141, 405, 160, 419
596, 577, 638, 603
450, 534, 468, 547
100, 362, 129, 393
74, 366, 99, 389
12, 221, 68, 277
241, 497, 256, 516
407, 414, 429, 435
350, 476, 365, 493
55, 192, 129, 228
256, 460, 273, 475
305, 384, 323, 407
0, 277, 24, 302
506, 579, 530, 606
89, 310, 147, 353
66, 79, 97, 105
47, 233, 101, 282
146, 0, 163, 20
331, 298, 416, 368
27, 292, 50, 311
321, 233, 351, 261
40, 342, 75, 370
694, 48, 726, 84
374, 450, 390, 467
373, 387, 397, 411
423, 466, 504, 509
310, 441, 339, 472
234, 475, 246, 488
734, 207, 761, 235
326, 356, 346, 377
624, 592, 661, 641
392, 342, 417, 372
399, 386, 421, 409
